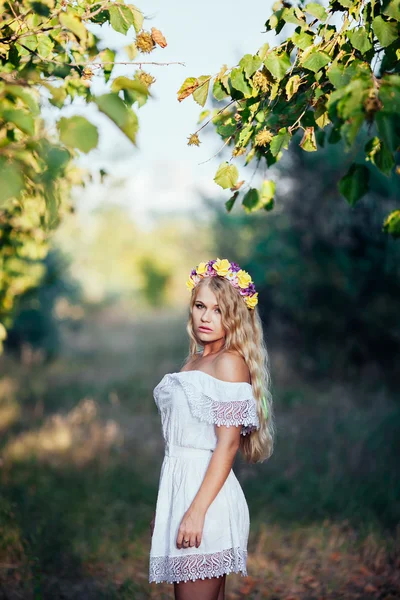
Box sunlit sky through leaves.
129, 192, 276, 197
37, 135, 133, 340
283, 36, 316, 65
61, 0, 276, 227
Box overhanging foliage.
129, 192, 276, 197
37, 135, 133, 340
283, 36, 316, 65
180, 0, 400, 237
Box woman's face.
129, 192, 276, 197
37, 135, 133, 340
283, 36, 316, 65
193, 284, 226, 344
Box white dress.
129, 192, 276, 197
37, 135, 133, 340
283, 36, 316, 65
149, 369, 260, 585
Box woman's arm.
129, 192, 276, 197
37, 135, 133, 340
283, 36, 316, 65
175, 352, 250, 549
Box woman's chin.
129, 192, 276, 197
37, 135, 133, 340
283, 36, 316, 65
196, 331, 213, 341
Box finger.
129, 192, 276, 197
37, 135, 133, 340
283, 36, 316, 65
195, 534, 202, 548
176, 531, 184, 549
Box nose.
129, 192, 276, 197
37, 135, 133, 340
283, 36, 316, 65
201, 309, 212, 322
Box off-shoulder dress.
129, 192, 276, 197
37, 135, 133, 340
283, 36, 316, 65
148, 369, 260, 585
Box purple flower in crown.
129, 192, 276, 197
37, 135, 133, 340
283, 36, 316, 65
248, 282, 256, 293
229, 262, 241, 273
206, 259, 217, 275
191, 268, 197, 276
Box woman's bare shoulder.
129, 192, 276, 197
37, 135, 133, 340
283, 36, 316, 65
180, 352, 201, 371
214, 350, 250, 384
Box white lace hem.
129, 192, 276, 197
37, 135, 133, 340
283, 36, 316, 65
176, 378, 260, 436
149, 546, 248, 584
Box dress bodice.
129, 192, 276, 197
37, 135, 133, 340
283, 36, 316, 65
153, 370, 260, 453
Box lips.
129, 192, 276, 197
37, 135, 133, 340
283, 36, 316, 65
199, 327, 212, 332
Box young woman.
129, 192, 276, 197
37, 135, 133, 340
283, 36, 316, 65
149, 258, 275, 600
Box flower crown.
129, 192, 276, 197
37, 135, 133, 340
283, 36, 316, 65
186, 258, 258, 310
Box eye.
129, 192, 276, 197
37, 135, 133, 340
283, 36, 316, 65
215, 308, 221, 313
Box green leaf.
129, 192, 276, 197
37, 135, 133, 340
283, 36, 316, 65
30, 2, 51, 17
372, 16, 398, 47
226, 192, 239, 212
59, 12, 87, 42
337, 0, 355, 7
270, 127, 291, 156
286, 75, 302, 100
111, 76, 149, 97
237, 125, 252, 146
20, 34, 38, 51
379, 73, 400, 113
242, 188, 259, 212
264, 50, 291, 81
214, 162, 239, 189
242, 181, 275, 212
315, 105, 330, 128
265, 10, 285, 33
95, 93, 138, 144
292, 30, 314, 50
347, 27, 373, 53
212, 79, 229, 101
198, 109, 210, 124
99, 48, 116, 83
230, 68, 253, 97
177, 77, 199, 102
193, 76, 211, 107
382, 0, 400, 21
301, 50, 331, 72
327, 59, 370, 88
57, 116, 99, 153
109, 5, 134, 35
36, 34, 54, 58
257, 43, 270, 60
127, 5, 144, 33
0, 157, 23, 206
331, 77, 373, 123
244, 147, 256, 165
300, 126, 317, 151
339, 163, 370, 206
383, 210, 400, 237
5, 85, 39, 116
281, 7, 307, 28
260, 179, 275, 209
305, 2, 328, 21
217, 118, 236, 138
124, 43, 137, 60
2, 108, 35, 136
40, 143, 70, 178
375, 113, 400, 153
45, 83, 67, 108
365, 137, 395, 175
239, 54, 262, 79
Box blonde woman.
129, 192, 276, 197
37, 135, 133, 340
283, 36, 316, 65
149, 258, 275, 600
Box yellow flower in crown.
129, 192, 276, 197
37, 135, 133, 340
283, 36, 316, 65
213, 258, 231, 277
237, 269, 252, 289
245, 292, 258, 309
196, 262, 208, 275
186, 277, 196, 291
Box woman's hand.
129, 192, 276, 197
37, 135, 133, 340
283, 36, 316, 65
150, 510, 156, 537
176, 508, 205, 549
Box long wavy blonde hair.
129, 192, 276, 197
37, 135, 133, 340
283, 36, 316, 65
183, 276, 275, 464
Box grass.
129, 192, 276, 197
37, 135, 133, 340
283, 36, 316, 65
0, 303, 399, 599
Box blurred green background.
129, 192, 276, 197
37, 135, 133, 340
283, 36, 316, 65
1, 142, 399, 599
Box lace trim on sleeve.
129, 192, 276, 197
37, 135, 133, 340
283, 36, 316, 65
176, 377, 260, 436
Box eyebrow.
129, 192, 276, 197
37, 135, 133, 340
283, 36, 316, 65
195, 299, 219, 307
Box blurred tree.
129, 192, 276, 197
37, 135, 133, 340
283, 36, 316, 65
139, 257, 170, 308
53, 202, 214, 309
209, 138, 400, 387
5, 247, 82, 360
180, 0, 400, 237
0, 0, 168, 347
